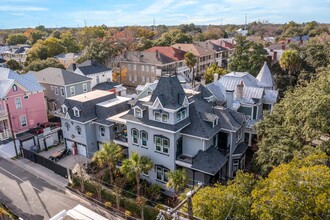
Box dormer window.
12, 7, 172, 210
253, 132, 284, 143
177, 108, 187, 122
134, 108, 142, 118
154, 111, 168, 122
213, 118, 219, 128
73, 108, 80, 117
62, 105, 67, 114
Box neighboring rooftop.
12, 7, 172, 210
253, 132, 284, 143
67, 90, 111, 102
34, 67, 91, 86
172, 43, 216, 57
146, 46, 186, 61
256, 62, 276, 88
120, 51, 175, 65
69, 60, 111, 76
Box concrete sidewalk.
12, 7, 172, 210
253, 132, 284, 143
0, 140, 20, 159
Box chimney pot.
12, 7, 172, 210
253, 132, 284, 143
213, 73, 219, 82
236, 80, 244, 100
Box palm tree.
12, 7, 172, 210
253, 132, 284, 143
280, 49, 301, 85
92, 142, 122, 186
120, 152, 153, 196
166, 169, 188, 198
184, 51, 197, 87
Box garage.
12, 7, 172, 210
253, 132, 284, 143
22, 138, 35, 149
77, 143, 87, 157
65, 139, 74, 153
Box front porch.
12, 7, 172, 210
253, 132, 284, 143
0, 119, 10, 141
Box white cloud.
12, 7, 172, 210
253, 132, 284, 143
0, 5, 48, 11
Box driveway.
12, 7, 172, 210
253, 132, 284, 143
38, 144, 90, 170
0, 140, 20, 159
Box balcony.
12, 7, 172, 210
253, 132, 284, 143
0, 110, 8, 120
113, 129, 128, 147
175, 154, 193, 168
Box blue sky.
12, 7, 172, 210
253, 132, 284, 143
0, 0, 329, 29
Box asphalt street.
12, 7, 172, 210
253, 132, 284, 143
0, 156, 121, 220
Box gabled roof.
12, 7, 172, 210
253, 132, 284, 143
0, 67, 44, 98
146, 46, 186, 61
256, 62, 275, 88
92, 81, 119, 91
0, 79, 14, 98
172, 43, 216, 57
149, 75, 187, 110
191, 147, 227, 175
54, 53, 80, 60
219, 72, 259, 90
34, 67, 91, 86
206, 81, 227, 103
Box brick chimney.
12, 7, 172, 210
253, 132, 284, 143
236, 80, 244, 100
281, 43, 286, 50
155, 50, 159, 60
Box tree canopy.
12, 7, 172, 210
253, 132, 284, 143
228, 36, 268, 76
23, 58, 64, 72
255, 67, 330, 175
205, 63, 227, 84
6, 34, 27, 45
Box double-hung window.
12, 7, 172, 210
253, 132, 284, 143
141, 131, 148, 147
155, 135, 169, 154
70, 86, 75, 96
154, 111, 168, 122
20, 115, 27, 127
76, 126, 81, 135
15, 97, 22, 109
177, 108, 186, 121
100, 126, 105, 137
156, 166, 169, 182
132, 129, 139, 145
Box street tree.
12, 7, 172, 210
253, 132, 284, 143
255, 68, 330, 175
120, 152, 153, 197
184, 52, 197, 87
251, 151, 330, 220
92, 142, 122, 186
280, 49, 301, 85
6, 34, 27, 45
23, 58, 64, 72
191, 171, 256, 220
166, 169, 188, 199
61, 31, 80, 53
6, 59, 21, 71
204, 63, 227, 84
24, 29, 45, 44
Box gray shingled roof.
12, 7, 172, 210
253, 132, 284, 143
121, 51, 175, 65
75, 60, 111, 75
233, 142, 248, 155
149, 75, 187, 110
92, 81, 119, 91
64, 93, 116, 123
191, 147, 227, 175
34, 67, 91, 86
94, 101, 130, 125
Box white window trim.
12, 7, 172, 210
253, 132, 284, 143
60, 87, 65, 97
15, 97, 22, 109
154, 111, 168, 122
70, 86, 75, 96
76, 126, 82, 135
54, 86, 59, 95
156, 166, 169, 182
20, 115, 27, 127
134, 108, 142, 118
73, 109, 80, 117
83, 83, 88, 92
132, 128, 139, 145
62, 105, 67, 114
141, 131, 148, 147
65, 122, 70, 131
99, 126, 105, 137
155, 136, 169, 154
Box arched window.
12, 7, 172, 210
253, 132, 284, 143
76, 126, 81, 135
65, 122, 70, 131
131, 128, 139, 144
140, 131, 148, 146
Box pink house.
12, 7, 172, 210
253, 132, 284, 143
0, 67, 47, 140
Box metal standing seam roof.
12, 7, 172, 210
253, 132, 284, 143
0, 67, 44, 96
256, 62, 275, 88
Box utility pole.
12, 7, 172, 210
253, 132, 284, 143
6, 103, 18, 156
245, 14, 247, 30
187, 191, 194, 220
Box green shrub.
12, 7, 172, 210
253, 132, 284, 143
144, 206, 159, 220
84, 181, 97, 194
120, 198, 141, 217
85, 192, 94, 197
102, 190, 116, 204
125, 210, 132, 217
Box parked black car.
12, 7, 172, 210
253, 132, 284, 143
49, 148, 71, 162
